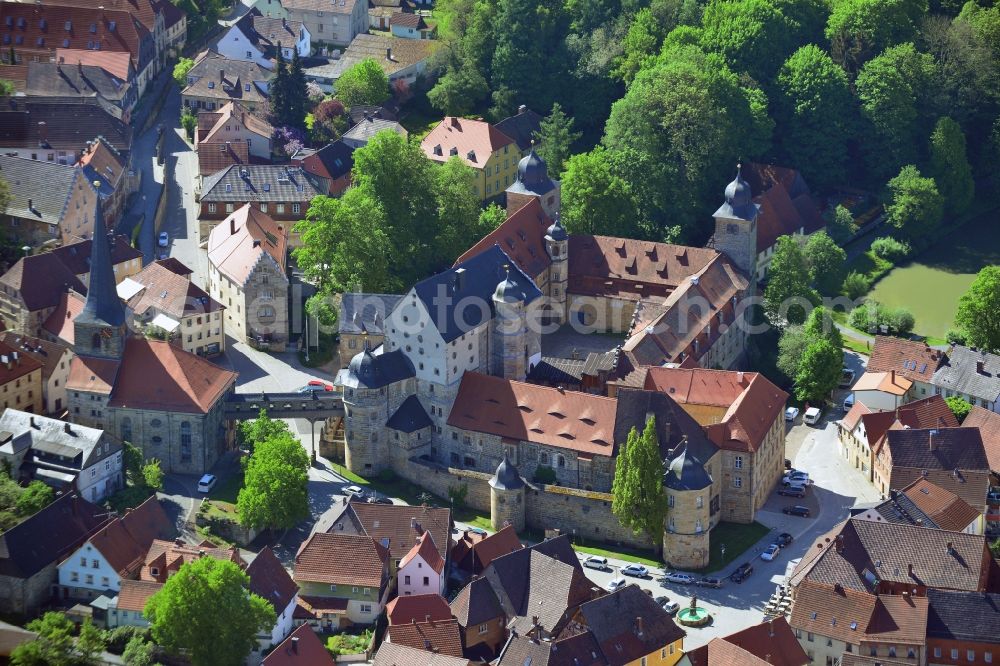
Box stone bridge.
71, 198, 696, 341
223, 391, 345, 421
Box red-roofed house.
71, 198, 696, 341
420, 117, 517, 201
247, 547, 299, 650
263, 623, 334, 666
451, 524, 523, 576
397, 531, 445, 596
195, 102, 274, 162
385, 592, 451, 626
867, 336, 944, 400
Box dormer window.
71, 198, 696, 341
449, 147, 457, 156
150, 567, 159, 576
208, 81, 215, 89
65, 20, 72, 31
244, 83, 250, 92
467, 150, 476, 162
108, 20, 116, 30
225, 183, 232, 192
433, 144, 442, 156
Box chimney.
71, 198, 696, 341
64, 422, 72, 434
768, 620, 775, 637
252, 239, 261, 248
410, 517, 417, 530
230, 216, 236, 235
27, 198, 32, 211
290, 636, 298, 654
977, 360, 985, 374
219, 68, 225, 83
425, 614, 430, 623
29, 416, 34, 428
907, 563, 913, 577
929, 430, 936, 452
531, 615, 539, 627
946, 541, 954, 554
450, 116, 461, 129
634, 616, 643, 636
891, 369, 896, 384
835, 534, 844, 553
518, 104, 527, 114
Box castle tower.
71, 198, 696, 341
491, 267, 528, 381
74, 192, 128, 360
711, 164, 759, 280
505, 146, 560, 220
544, 214, 568, 325
489, 454, 525, 532
340, 339, 389, 475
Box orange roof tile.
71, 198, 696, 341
0, 339, 43, 386
963, 406, 1000, 472
689, 617, 808, 666
54, 49, 133, 79
197, 140, 250, 177
462, 524, 522, 573
43, 290, 85, 345
447, 372, 618, 456
864, 594, 929, 645
386, 618, 464, 658
83, 496, 173, 577
385, 593, 451, 626
455, 198, 552, 280
116, 579, 161, 613
842, 401, 873, 432
853, 371, 913, 396
141, 539, 243, 583
294, 533, 388, 588
900, 479, 981, 533
399, 531, 444, 574
868, 336, 943, 383
263, 623, 335, 665
790, 579, 877, 645
421, 117, 514, 169
207, 203, 288, 284
66, 354, 119, 394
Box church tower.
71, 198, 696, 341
491, 267, 528, 381
712, 165, 759, 279
544, 214, 568, 325
505, 145, 560, 220
74, 194, 128, 360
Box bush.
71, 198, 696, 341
848, 301, 914, 336
842, 271, 870, 300
106, 626, 147, 655
15, 481, 53, 516
447, 484, 468, 509
946, 328, 967, 345
848, 304, 872, 331
870, 236, 912, 262
326, 629, 373, 657
887, 307, 915, 335
180, 108, 196, 140
533, 465, 557, 484
945, 395, 973, 423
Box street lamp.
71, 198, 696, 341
21, 245, 30, 258
720, 543, 726, 562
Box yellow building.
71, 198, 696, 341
420, 117, 519, 201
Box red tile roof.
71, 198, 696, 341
421, 117, 514, 169
106, 339, 236, 414
116, 578, 162, 612
864, 594, 929, 645
385, 593, 451, 626
207, 203, 288, 284
963, 406, 1000, 472
454, 524, 523, 574
83, 496, 173, 577
842, 401, 873, 432
78, 137, 126, 186
0, 339, 43, 386
864, 395, 958, 452
55, 49, 133, 79
141, 539, 243, 583
685, 617, 808, 666
752, 180, 824, 252
789, 579, 877, 644
122, 261, 223, 320
197, 140, 250, 176
399, 531, 445, 574
262, 623, 335, 666
448, 372, 618, 455
246, 547, 298, 614
294, 533, 388, 588
66, 354, 119, 395
868, 336, 943, 383
854, 370, 913, 396
386, 618, 464, 658
43, 290, 85, 345
373, 643, 472, 666
455, 198, 552, 280
200, 101, 273, 144
900, 478, 981, 533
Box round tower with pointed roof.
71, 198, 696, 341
339, 336, 391, 474
491, 266, 529, 381
661, 437, 716, 570
505, 143, 561, 220
711, 164, 759, 280
489, 454, 525, 532
544, 213, 568, 325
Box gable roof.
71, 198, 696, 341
294, 532, 388, 588
684, 617, 808, 666
0, 492, 108, 579
338, 292, 403, 336
78, 137, 129, 191
752, 179, 824, 252
54, 49, 133, 80
390, 11, 427, 29
455, 198, 552, 280
342, 116, 407, 144
421, 116, 515, 168
0, 155, 87, 229
247, 546, 298, 614
0, 333, 71, 384
25, 61, 131, 105
200, 101, 274, 144
207, 203, 288, 284
933, 345, 1000, 403
399, 531, 444, 574
231, 9, 305, 54
386, 394, 432, 433
347, 502, 451, 563
120, 260, 223, 321
862, 396, 958, 450
0, 97, 132, 152
263, 623, 335, 665
201, 164, 323, 203
495, 106, 543, 153
115, 578, 162, 613
789, 579, 878, 644
197, 140, 250, 176
497, 629, 606, 666
141, 538, 243, 582
571, 584, 686, 663
853, 371, 912, 396
43, 289, 86, 345
385, 593, 451, 626
450, 575, 503, 628
76, 496, 174, 577
385, 618, 464, 658
453, 524, 523, 574
868, 336, 943, 383
105, 339, 236, 413
900, 478, 981, 533
926, 589, 1000, 644
373, 642, 471, 666
964, 405, 1000, 472
183, 51, 271, 104
842, 401, 873, 432
297, 139, 353, 186
882, 427, 991, 510
316, 33, 437, 79
49, 233, 141, 278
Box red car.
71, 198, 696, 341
300, 380, 333, 393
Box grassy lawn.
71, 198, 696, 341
209, 473, 242, 504
573, 542, 661, 568
299, 333, 336, 369
326, 629, 373, 657
202, 499, 237, 521
691, 521, 770, 574
846, 249, 894, 286
842, 337, 871, 355
400, 111, 439, 142
329, 461, 369, 486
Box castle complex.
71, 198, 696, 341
335, 152, 786, 567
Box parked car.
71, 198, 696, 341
662, 600, 680, 615
344, 485, 366, 499
783, 471, 810, 485
197, 473, 217, 493
654, 595, 670, 607
158, 231, 169, 247
783, 505, 811, 517
777, 485, 806, 498
299, 380, 334, 393
696, 576, 723, 589
621, 564, 648, 578
784, 458, 792, 470
803, 407, 823, 425
730, 562, 754, 583
366, 496, 393, 505
607, 577, 627, 592
582, 556, 609, 571
664, 572, 695, 584
774, 533, 794, 547
840, 368, 856, 388
843, 394, 855, 412
785, 407, 800, 421
761, 544, 780, 561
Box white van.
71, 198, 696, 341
843, 394, 855, 412
803, 407, 823, 425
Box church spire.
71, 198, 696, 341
77, 189, 126, 328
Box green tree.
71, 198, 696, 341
955, 266, 1000, 353
146, 557, 275, 666
239, 409, 292, 450
141, 459, 164, 492
236, 430, 310, 531
884, 164, 944, 241
825, 0, 928, 74
122, 635, 156, 666
794, 338, 843, 403
945, 395, 973, 423
75, 619, 107, 664
534, 103, 581, 176
427, 64, 488, 116
478, 203, 507, 231
180, 108, 196, 141
700, 0, 796, 81
611, 416, 667, 543
928, 116, 974, 214
269, 48, 290, 127
431, 157, 488, 264
771, 0, 831, 47
803, 305, 845, 349
285, 49, 308, 130
776, 327, 809, 379
15, 481, 53, 516
335, 58, 390, 107
172, 57, 195, 87
826, 205, 859, 244
11, 613, 103, 666
293, 190, 394, 294
804, 231, 848, 296
122, 441, 144, 485
855, 43, 937, 182
843, 271, 870, 299
561, 148, 640, 238
764, 235, 819, 325
614, 7, 667, 84
775, 46, 855, 188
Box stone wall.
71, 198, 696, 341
0, 564, 57, 617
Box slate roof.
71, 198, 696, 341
246, 546, 298, 614
385, 593, 451, 626
263, 623, 335, 665
868, 336, 944, 384
0, 155, 87, 229
570, 584, 686, 663
455, 198, 553, 281
450, 575, 503, 627
25, 61, 131, 105
883, 427, 991, 510
0, 97, 132, 152
926, 589, 1000, 643
337, 344, 415, 390
201, 164, 323, 203
294, 532, 389, 587
0, 492, 108, 578
527, 356, 587, 385
49, 233, 140, 280
183, 50, 271, 105
495, 106, 543, 153
497, 631, 606, 666
964, 405, 1000, 472
422, 116, 515, 169
342, 116, 407, 144
933, 345, 1000, 403
373, 642, 471, 666
385, 394, 432, 433
207, 203, 288, 284
338, 292, 402, 336
408, 245, 541, 343
385, 618, 464, 658
76, 197, 126, 328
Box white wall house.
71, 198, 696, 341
852, 371, 912, 412
396, 532, 445, 597
58, 543, 121, 600
215, 13, 311, 70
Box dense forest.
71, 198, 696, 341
425, 0, 1000, 245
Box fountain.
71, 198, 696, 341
676, 594, 711, 627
